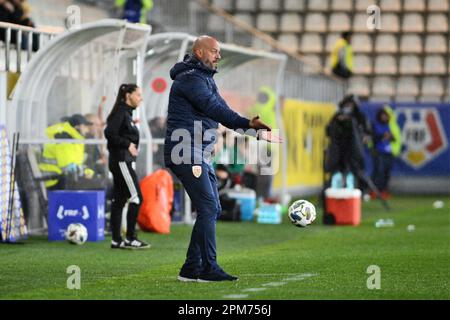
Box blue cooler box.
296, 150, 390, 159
48, 190, 105, 241
226, 187, 256, 221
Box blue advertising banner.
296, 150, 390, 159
360, 103, 450, 176
48, 190, 105, 241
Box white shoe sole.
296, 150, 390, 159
177, 276, 198, 282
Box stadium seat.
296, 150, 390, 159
423, 55, 446, 75
427, 14, 448, 32
278, 34, 299, 52
421, 77, 444, 97
212, 0, 233, 11
402, 13, 424, 33
400, 34, 422, 53
284, 0, 305, 11
252, 37, 272, 51
256, 13, 278, 32
308, 0, 329, 11
300, 33, 323, 53
424, 35, 447, 54
375, 34, 398, 53
352, 13, 371, 32
372, 76, 395, 97
235, 0, 257, 11
428, 0, 449, 12
353, 54, 372, 74
399, 55, 422, 74
348, 76, 370, 97
259, 0, 282, 12
331, 0, 352, 11
351, 34, 373, 53
355, 0, 375, 11
379, 13, 400, 32
328, 13, 351, 32
374, 55, 397, 75
325, 33, 340, 52
396, 76, 419, 97
280, 13, 302, 33
304, 13, 327, 32
208, 14, 225, 32
379, 0, 402, 12
302, 54, 323, 71
234, 13, 254, 27
403, 0, 425, 12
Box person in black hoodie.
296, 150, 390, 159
104, 83, 150, 250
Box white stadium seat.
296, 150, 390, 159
428, 0, 449, 12
353, 54, 372, 74
402, 13, 424, 33
421, 77, 444, 97
424, 35, 447, 54
380, 13, 400, 32
235, 0, 257, 11
399, 55, 422, 75
300, 33, 323, 53
304, 13, 327, 32
375, 34, 398, 53
308, 0, 329, 11
403, 0, 426, 12
212, 0, 233, 11
397, 77, 419, 96
328, 13, 351, 32
372, 76, 395, 96
331, 0, 352, 11
379, 0, 402, 12
423, 55, 446, 75
280, 13, 302, 32
374, 54, 397, 75
284, 0, 305, 11
256, 13, 278, 32
427, 14, 448, 33
234, 13, 254, 27
259, 0, 282, 12
352, 34, 373, 53
278, 34, 299, 52
400, 34, 422, 53
349, 76, 370, 97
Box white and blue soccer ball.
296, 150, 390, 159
288, 200, 316, 228
65, 223, 88, 245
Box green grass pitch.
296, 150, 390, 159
1, 195, 448, 300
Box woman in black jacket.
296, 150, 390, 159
104, 83, 150, 249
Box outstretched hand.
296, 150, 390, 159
249, 115, 271, 131
258, 130, 283, 143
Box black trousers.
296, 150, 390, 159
109, 161, 143, 242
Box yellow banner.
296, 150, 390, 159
274, 99, 336, 188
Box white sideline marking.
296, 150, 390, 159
261, 282, 287, 287
242, 288, 267, 292
223, 294, 248, 299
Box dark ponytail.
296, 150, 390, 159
107, 83, 139, 122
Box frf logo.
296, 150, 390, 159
56, 206, 90, 220
397, 107, 448, 169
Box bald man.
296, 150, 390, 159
164, 36, 281, 282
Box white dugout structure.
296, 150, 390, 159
7, 20, 289, 224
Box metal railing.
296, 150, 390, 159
0, 21, 62, 73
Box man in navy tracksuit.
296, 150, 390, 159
164, 36, 281, 282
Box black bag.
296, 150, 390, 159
218, 193, 241, 222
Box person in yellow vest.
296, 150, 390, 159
330, 31, 353, 79
115, 0, 153, 24
39, 114, 94, 190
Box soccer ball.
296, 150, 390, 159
288, 200, 316, 228
65, 223, 88, 245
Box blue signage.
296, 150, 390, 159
48, 190, 105, 241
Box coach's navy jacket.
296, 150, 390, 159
164, 54, 251, 166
